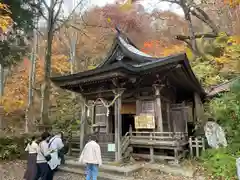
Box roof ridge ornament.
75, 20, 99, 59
115, 25, 121, 35
116, 50, 124, 61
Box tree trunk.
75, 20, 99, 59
40, 0, 54, 126
180, 2, 198, 57
70, 36, 77, 99
25, 27, 38, 132
0, 64, 4, 130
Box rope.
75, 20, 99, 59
84, 91, 124, 116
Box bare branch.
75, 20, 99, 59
53, 0, 60, 9
66, 24, 90, 38
53, 0, 64, 24
54, 0, 86, 32
39, 9, 48, 21
40, 0, 50, 11
175, 33, 218, 40
194, 7, 219, 34
78, 13, 111, 29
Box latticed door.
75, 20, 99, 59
170, 103, 189, 133
95, 105, 108, 133
140, 100, 154, 114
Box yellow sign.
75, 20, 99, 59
134, 114, 155, 129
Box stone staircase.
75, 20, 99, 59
59, 157, 200, 180
59, 159, 142, 180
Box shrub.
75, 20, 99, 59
201, 148, 239, 179
0, 133, 40, 160
201, 79, 240, 179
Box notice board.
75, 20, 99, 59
134, 114, 155, 129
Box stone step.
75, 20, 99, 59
59, 166, 135, 180
64, 159, 142, 176
65, 155, 114, 163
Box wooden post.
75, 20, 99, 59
129, 124, 132, 136
91, 105, 96, 134
194, 92, 204, 122
150, 132, 154, 163
174, 148, 179, 164
196, 137, 200, 157
80, 98, 87, 151
202, 137, 205, 151
114, 94, 122, 161
189, 137, 193, 157
153, 85, 163, 132
166, 102, 171, 131
68, 131, 72, 156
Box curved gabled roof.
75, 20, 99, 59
51, 28, 206, 97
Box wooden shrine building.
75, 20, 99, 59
51, 29, 206, 163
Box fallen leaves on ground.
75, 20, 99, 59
0, 160, 203, 180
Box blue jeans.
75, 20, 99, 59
236, 158, 240, 179
86, 164, 98, 180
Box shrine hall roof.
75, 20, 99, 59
51, 29, 206, 97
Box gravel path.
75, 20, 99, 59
0, 161, 197, 180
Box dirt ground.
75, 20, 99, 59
0, 161, 199, 180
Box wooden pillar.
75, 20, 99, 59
166, 102, 171, 132
80, 98, 87, 151
150, 132, 154, 163
114, 94, 122, 161
194, 92, 204, 122
90, 105, 96, 134
153, 85, 163, 132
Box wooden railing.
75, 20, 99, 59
67, 133, 115, 157
130, 131, 188, 141
66, 131, 189, 162
121, 132, 130, 154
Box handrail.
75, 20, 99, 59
121, 132, 130, 155
130, 131, 188, 141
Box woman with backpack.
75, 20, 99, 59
23, 136, 39, 180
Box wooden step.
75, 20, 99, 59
68, 151, 114, 162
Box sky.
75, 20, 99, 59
41, 0, 183, 25
64, 0, 184, 15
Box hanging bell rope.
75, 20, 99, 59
84, 90, 124, 116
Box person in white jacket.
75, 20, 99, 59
47, 132, 65, 179
79, 135, 102, 180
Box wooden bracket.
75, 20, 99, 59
152, 84, 165, 93
112, 78, 120, 88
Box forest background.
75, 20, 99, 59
0, 0, 240, 179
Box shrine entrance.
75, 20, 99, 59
121, 102, 136, 136
122, 114, 135, 136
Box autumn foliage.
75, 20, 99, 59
0, 3, 12, 35
141, 40, 185, 57
2, 53, 71, 116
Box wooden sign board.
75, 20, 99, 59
134, 114, 155, 129
121, 103, 136, 114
